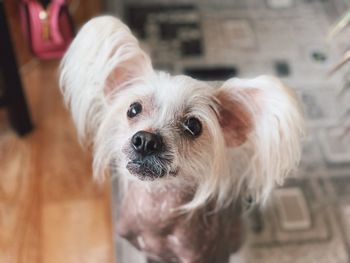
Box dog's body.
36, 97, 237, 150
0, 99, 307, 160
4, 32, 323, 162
60, 16, 304, 263
118, 181, 241, 263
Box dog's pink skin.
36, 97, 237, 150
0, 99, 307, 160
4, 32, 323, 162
117, 181, 242, 263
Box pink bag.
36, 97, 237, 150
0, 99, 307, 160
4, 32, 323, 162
20, 0, 74, 59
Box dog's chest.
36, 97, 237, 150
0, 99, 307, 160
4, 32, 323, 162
116, 182, 242, 263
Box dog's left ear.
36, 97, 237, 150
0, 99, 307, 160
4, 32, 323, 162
214, 76, 305, 202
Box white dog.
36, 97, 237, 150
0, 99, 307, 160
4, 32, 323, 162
60, 16, 304, 263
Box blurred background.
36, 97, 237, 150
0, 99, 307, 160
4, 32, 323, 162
1, 0, 350, 262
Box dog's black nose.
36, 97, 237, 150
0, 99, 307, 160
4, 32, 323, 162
131, 131, 163, 156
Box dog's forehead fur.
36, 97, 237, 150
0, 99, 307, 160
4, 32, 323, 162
151, 73, 213, 110
115, 72, 216, 130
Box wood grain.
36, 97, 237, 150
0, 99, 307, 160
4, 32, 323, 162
0, 61, 114, 263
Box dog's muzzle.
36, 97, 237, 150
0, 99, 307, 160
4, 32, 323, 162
126, 159, 166, 180
126, 130, 174, 180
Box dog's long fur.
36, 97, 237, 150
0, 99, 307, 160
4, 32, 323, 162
60, 16, 304, 212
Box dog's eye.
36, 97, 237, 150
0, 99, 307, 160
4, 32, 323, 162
183, 117, 202, 138
127, 102, 142, 118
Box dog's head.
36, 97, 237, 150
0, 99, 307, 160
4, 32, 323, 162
60, 16, 304, 210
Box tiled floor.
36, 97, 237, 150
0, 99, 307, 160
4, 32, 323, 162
111, 0, 350, 262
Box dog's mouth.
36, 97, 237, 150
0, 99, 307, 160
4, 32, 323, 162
126, 159, 178, 181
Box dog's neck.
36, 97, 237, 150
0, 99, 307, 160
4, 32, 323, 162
116, 179, 242, 262
122, 179, 196, 211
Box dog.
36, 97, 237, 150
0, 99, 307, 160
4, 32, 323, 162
59, 16, 304, 263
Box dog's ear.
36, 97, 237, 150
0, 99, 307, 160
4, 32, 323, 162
213, 85, 253, 147
101, 22, 153, 95
60, 16, 153, 141
214, 76, 304, 203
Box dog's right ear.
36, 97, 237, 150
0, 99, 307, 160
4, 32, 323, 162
60, 16, 153, 141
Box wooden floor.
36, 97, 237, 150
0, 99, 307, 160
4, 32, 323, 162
0, 60, 114, 263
